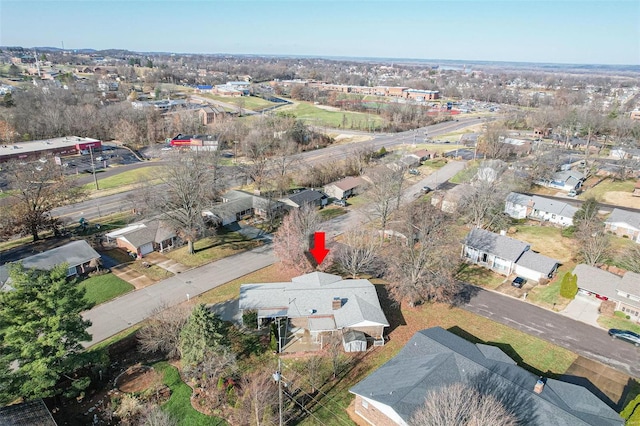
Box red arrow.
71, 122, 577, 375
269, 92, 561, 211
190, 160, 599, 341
309, 232, 330, 265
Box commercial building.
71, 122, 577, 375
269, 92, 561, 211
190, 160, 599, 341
0, 136, 102, 163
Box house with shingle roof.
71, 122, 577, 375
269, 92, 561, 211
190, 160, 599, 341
203, 190, 284, 226
349, 327, 623, 426
505, 192, 578, 227
462, 228, 559, 281
573, 265, 640, 321
105, 218, 176, 257
0, 399, 57, 426
537, 170, 585, 192
239, 272, 388, 351
0, 240, 101, 290
323, 176, 367, 200
604, 208, 640, 243
279, 189, 328, 210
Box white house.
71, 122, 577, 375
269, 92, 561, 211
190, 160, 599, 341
537, 170, 585, 192
574, 265, 640, 322
505, 192, 578, 227
604, 208, 640, 243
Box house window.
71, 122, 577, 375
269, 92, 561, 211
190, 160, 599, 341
482, 253, 488, 263
361, 400, 369, 409
552, 214, 556, 219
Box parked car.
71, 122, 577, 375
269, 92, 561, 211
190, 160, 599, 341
512, 277, 526, 288
95, 156, 104, 161
568, 189, 578, 197
333, 199, 347, 207
422, 186, 432, 194
608, 329, 640, 347
408, 169, 420, 176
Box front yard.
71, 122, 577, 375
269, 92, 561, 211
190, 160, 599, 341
165, 231, 262, 268
79, 273, 134, 305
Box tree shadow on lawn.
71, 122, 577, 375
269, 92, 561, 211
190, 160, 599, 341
374, 283, 406, 335
193, 232, 247, 253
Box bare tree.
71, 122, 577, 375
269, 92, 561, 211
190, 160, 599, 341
273, 204, 325, 274
137, 304, 190, 360
366, 166, 405, 231
410, 383, 517, 426
385, 203, 460, 307
148, 150, 221, 254
336, 228, 381, 278
138, 405, 177, 426
477, 121, 509, 160
620, 244, 640, 273
573, 198, 610, 266
232, 370, 280, 426
4, 159, 84, 241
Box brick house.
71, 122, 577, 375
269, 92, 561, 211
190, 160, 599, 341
105, 219, 177, 257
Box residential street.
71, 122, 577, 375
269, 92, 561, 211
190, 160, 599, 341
462, 286, 640, 378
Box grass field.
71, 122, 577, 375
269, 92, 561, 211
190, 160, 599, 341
166, 231, 263, 268
319, 206, 347, 221
449, 161, 479, 184
79, 273, 134, 305
598, 314, 640, 334
580, 178, 636, 202
200, 94, 277, 111
154, 362, 227, 425
512, 224, 575, 263
279, 101, 386, 130
83, 166, 164, 193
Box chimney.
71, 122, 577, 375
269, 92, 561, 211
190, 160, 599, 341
332, 297, 342, 310
534, 378, 545, 394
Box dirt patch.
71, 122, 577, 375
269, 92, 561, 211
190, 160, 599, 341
115, 364, 159, 393
602, 191, 640, 209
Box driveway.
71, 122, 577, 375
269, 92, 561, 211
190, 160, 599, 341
561, 293, 602, 328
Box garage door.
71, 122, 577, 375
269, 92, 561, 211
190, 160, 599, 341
140, 243, 153, 255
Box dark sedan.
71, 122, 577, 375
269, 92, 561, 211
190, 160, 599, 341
608, 329, 640, 347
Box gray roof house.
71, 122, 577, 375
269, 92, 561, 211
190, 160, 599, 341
105, 218, 176, 256
350, 327, 623, 426
537, 170, 585, 192
0, 240, 101, 290
203, 190, 284, 226
463, 228, 559, 281
0, 399, 57, 426
604, 208, 640, 243
574, 264, 640, 321
239, 272, 389, 351
323, 176, 367, 200
279, 189, 328, 209
505, 192, 578, 227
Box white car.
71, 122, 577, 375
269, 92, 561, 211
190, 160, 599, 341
95, 156, 104, 161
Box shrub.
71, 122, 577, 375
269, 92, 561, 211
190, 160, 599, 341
621, 393, 640, 425
242, 310, 258, 329
560, 272, 578, 299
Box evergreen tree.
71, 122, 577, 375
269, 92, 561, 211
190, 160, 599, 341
0, 264, 94, 404
560, 272, 578, 299
179, 304, 225, 366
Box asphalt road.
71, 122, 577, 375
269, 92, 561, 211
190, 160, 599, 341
462, 286, 640, 378
50, 118, 481, 223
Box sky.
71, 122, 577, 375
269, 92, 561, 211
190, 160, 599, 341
1, 0, 638, 65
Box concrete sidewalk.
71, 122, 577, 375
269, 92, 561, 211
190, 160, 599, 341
82, 244, 275, 346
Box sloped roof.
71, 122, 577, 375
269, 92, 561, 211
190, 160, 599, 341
605, 208, 640, 230
8, 240, 99, 272
573, 264, 619, 299
464, 228, 529, 262
282, 189, 326, 207
0, 399, 57, 426
531, 196, 578, 218
239, 272, 389, 329
553, 170, 585, 183
327, 176, 366, 191
618, 271, 640, 297
350, 327, 622, 426
506, 191, 533, 206
107, 219, 176, 249
516, 251, 559, 275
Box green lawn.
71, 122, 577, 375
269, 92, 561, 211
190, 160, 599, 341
279, 101, 386, 130
154, 362, 226, 425
449, 161, 479, 184
200, 94, 276, 111
456, 264, 505, 289
598, 313, 640, 334
165, 231, 263, 268
579, 178, 636, 202
82, 166, 164, 193
79, 273, 134, 305
319, 207, 347, 221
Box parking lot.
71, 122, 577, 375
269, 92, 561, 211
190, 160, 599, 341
61, 145, 140, 175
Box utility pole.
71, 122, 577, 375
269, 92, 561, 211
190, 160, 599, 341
89, 145, 99, 190
273, 358, 283, 426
